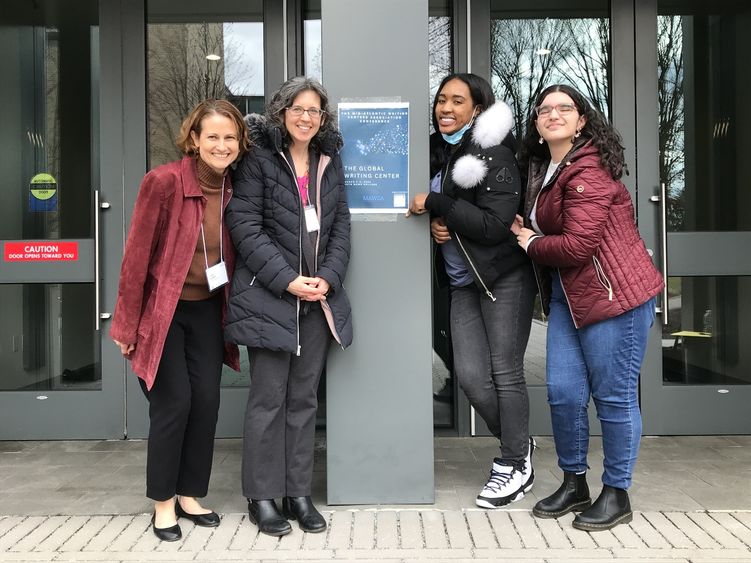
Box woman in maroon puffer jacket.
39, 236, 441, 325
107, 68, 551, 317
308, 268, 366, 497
514, 85, 663, 532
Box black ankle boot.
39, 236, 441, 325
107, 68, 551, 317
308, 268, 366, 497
247, 499, 292, 537
532, 471, 591, 518
282, 496, 326, 533
572, 485, 632, 531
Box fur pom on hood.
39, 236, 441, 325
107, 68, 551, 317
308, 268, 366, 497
244, 113, 344, 156
451, 101, 514, 189
471, 101, 514, 149
452, 155, 489, 190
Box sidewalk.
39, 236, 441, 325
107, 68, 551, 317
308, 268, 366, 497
1, 436, 750, 562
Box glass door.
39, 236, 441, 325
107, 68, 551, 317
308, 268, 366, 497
0, 0, 124, 438
637, 0, 751, 434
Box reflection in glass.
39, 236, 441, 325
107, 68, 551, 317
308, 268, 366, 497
147, 2, 265, 167
429, 1, 453, 108
428, 0, 454, 427
0, 284, 100, 391
490, 0, 610, 140
658, 2, 751, 231
662, 276, 750, 386
304, 0, 322, 81
0, 0, 98, 240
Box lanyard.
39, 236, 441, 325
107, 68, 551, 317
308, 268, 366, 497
200, 177, 225, 268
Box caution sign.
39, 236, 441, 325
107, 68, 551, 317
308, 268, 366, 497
29, 173, 57, 212
4, 241, 78, 262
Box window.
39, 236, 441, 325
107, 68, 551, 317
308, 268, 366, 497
146, 0, 265, 167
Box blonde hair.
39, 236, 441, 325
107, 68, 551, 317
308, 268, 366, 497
176, 99, 250, 157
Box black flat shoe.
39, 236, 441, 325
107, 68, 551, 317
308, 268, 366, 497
282, 496, 326, 533
572, 485, 632, 531
248, 499, 292, 537
175, 500, 220, 527
151, 513, 182, 542
533, 471, 591, 518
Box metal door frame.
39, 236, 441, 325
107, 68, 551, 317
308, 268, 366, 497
634, 0, 751, 434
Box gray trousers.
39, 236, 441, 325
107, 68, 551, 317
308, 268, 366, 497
242, 305, 331, 499
450, 261, 536, 462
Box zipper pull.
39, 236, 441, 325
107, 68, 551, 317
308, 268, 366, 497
486, 290, 497, 302
296, 345, 302, 356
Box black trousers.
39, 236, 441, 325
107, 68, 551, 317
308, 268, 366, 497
242, 305, 331, 499
140, 296, 224, 501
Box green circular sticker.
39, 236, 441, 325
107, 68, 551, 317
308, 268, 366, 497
30, 173, 57, 200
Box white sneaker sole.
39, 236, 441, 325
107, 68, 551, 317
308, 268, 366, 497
475, 479, 534, 509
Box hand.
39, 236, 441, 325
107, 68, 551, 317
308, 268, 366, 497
113, 339, 135, 357
406, 193, 429, 217
314, 277, 331, 299
430, 217, 451, 244
511, 214, 525, 236
287, 275, 328, 301
516, 227, 536, 252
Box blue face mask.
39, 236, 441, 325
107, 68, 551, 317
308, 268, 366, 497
441, 109, 478, 145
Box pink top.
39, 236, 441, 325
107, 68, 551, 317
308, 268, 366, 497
297, 175, 310, 206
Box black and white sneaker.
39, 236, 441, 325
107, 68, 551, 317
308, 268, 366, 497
475, 437, 536, 509
476, 461, 524, 508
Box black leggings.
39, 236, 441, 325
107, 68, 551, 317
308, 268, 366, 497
139, 296, 224, 501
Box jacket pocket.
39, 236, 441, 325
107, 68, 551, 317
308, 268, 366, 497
592, 254, 614, 301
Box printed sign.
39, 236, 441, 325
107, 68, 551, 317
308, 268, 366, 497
339, 102, 409, 213
4, 242, 79, 262
29, 173, 58, 212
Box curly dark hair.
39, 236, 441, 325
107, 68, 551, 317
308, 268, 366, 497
518, 84, 626, 180
265, 76, 339, 151
429, 73, 495, 177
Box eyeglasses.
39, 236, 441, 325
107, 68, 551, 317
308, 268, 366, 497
287, 106, 325, 118
535, 103, 577, 118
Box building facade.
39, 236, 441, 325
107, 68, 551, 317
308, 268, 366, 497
1, 0, 749, 460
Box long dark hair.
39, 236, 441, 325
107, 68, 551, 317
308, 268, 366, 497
430, 73, 495, 177
518, 84, 626, 180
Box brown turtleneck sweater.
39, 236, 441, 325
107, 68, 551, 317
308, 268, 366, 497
181, 158, 226, 300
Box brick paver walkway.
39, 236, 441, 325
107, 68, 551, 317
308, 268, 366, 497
2, 509, 750, 562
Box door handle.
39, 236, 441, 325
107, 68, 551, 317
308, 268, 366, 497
649, 182, 669, 326
94, 191, 111, 330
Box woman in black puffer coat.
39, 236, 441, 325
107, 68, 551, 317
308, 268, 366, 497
225, 77, 351, 537
408, 73, 536, 511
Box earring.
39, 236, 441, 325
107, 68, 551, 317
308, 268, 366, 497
538, 137, 544, 144
572, 130, 581, 143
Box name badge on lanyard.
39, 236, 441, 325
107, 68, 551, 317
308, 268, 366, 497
201, 178, 229, 292
206, 261, 229, 291
304, 204, 320, 233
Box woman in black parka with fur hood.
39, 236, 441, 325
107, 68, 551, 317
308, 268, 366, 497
225, 77, 351, 538
409, 74, 536, 510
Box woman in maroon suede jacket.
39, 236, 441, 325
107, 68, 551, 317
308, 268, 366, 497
515, 85, 663, 532
111, 100, 247, 542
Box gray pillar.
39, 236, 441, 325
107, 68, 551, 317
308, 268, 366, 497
322, 0, 434, 504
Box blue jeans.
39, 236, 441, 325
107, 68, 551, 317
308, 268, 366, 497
547, 272, 655, 489
450, 262, 536, 461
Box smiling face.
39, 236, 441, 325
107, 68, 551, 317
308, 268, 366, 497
190, 113, 240, 174
434, 78, 478, 135
284, 89, 324, 148
535, 91, 586, 147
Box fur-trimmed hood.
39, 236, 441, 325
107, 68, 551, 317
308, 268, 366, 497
244, 113, 344, 156
451, 101, 515, 190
